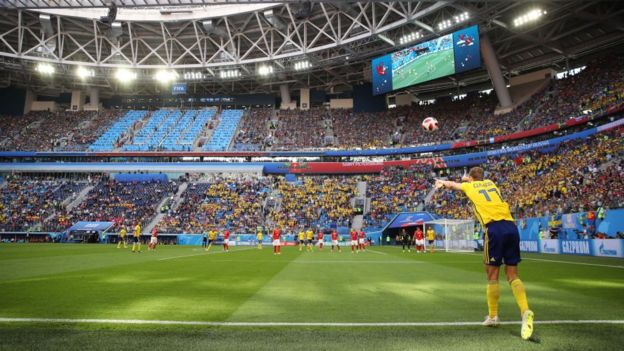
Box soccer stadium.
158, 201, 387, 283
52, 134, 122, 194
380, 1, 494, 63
0, 1, 623, 350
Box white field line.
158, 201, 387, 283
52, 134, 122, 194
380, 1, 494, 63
158, 247, 254, 261
0, 317, 623, 327
365, 249, 388, 255
290, 260, 423, 264
451, 252, 624, 269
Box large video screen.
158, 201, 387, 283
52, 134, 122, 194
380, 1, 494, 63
372, 25, 480, 95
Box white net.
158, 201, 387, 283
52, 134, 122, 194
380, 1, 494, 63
426, 218, 475, 252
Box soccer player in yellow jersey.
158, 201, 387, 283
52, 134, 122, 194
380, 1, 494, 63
435, 167, 534, 340
131, 223, 142, 253
298, 229, 306, 251
426, 227, 435, 253
306, 228, 314, 252
257, 230, 263, 250
206, 229, 217, 251
117, 227, 127, 249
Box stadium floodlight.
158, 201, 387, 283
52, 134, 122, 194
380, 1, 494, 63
513, 9, 547, 27
153, 70, 178, 83
183, 71, 203, 80
294, 60, 311, 71
437, 19, 452, 31
76, 66, 95, 79
219, 69, 240, 79
453, 12, 469, 24
35, 63, 55, 75
398, 32, 422, 45
257, 65, 274, 76
114, 68, 137, 82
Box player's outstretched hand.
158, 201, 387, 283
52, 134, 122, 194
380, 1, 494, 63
434, 179, 445, 189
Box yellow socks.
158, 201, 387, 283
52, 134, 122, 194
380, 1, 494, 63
487, 280, 500, 318
510, 278, 529, 315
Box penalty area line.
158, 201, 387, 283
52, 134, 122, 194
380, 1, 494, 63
0, 317, 623, 327
158, 247, 254, 261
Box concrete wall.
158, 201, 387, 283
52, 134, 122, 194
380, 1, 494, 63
329, 98, 353, 109
30, 101, 58, 112
300, 88, 310, 110
395, 94, 413, 107
510, 68, 555, 86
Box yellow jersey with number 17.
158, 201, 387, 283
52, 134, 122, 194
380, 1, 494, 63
460, 180, 514, 226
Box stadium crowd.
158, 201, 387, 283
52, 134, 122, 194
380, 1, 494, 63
364, 164, 432, 228
158, 177, 270, 234
0, 177, 86, 231
0, 110, 123, 151
429, 129, 624, 221
271, 108, 328, 149
233, 108, 273, 150
44, 178, 178, 232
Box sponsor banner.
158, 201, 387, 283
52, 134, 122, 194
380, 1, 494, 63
592, 239, 624, 258
541, 239, 560, 254
287, 158, 447, 174
520, 240, 539, 253
560, 240, 592, 256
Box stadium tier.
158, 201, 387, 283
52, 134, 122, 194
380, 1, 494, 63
2, 126, 621, 235
0, 56, 621, 154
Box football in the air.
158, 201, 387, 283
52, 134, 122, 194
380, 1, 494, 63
422, 117, 439, 131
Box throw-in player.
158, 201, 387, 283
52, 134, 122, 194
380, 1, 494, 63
435, 166, 534, 340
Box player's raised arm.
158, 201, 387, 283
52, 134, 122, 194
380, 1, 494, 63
434, 178, 464, 191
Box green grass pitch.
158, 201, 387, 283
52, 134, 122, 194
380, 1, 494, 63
392, 49, 455, 89
1, 244, 623, 350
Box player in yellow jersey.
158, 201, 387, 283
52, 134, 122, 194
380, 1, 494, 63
117, 227, 127, 249
298, 228, 306, 251
435, 167, 533, 340
306, 228, 314, 252
131, 223, 142, 253
206, 228, 217, 251
426, 226, 435, 253
257, 230, 264, 249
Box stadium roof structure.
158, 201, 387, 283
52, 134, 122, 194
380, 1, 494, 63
0, 1, 622, 96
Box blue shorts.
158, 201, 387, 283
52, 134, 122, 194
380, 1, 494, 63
484, 220, 521, 266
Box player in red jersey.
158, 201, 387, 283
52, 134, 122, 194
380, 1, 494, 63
272, 227, 282, 255
358, 230, 366, 251
223, 228, 230, 252
317, 230, 324, 251
414, 227, 425, 253
330, 229, 341, 253
148, 226, 158, 252
350, 229, 359, 253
